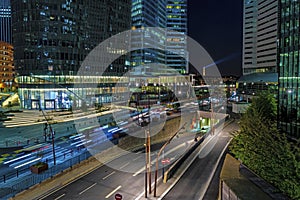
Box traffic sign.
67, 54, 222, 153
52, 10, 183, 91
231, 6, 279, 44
115, 193, 122, 200
161, 158, 170, 164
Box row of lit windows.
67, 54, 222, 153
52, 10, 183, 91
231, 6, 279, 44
280, 19, 300, 33
280, 34, 299, 48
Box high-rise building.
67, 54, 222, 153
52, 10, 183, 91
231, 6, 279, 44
0, 0, 12, 44
0, 41, 15, 92
278, 0, 300, 139
166, 0, 188, 74
130, 0, 188, 75
131, 0, 167, 75
11, 0, 131, 109
242, 0, 278, 75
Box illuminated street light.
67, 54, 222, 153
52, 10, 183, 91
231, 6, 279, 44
154, 122, 186, 197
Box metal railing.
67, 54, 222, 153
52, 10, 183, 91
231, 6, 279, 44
0, 150, 92, 199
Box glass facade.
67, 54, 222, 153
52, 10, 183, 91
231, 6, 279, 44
0, 0, 12, 44
131, 0, 167, 75
11, 0, 131, 109
278, 0, 300, 139
130, 0, 188, 75
16, 75, 129, 109
166, 0, 188, 74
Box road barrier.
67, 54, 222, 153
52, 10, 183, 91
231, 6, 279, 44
163, 117, 231, 183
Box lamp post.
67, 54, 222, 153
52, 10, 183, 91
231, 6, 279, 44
39, 105, 56, 165
131, 80, 152, 198
142, 89, 152, 196
210, 101, 224, 135
154, 122, 186, 197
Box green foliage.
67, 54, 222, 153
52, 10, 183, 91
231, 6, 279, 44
229, 91, 300, 199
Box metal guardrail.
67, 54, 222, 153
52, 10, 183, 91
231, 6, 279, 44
163, 117, 231, 183
0, 150, 92, 199
163, 131, 208, 183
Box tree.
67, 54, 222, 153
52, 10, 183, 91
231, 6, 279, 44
229, 91, 300, 199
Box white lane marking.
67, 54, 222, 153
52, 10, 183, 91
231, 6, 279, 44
79, 183, 97, 195
134, 191, 144, 200
134, 175, 163, 200
54, 193, 65, 200
102, 171, 116, 180
158, 134, 216, 199
197, 138, 232, 200
133, 155, 142, 161
119, 162, 130, 170
105, 185, 122, 198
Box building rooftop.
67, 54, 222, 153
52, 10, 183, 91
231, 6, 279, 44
238, 72, 278, 83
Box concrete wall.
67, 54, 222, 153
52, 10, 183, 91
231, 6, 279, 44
232, 102, 250, 114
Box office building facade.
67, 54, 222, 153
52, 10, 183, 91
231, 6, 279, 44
131, 0, 188, 76
11, 0, 131, 109
0, 41, 15, 92
0, 0, 12, 44
242, 0, 278, 75
131, 0, 167, 75
278, 0, 300, 139
166, 0, 188, 74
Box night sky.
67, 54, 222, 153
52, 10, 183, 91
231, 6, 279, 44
188, 0, 243, 77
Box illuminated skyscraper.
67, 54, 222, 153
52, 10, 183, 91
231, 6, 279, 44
11, 0, 131, 109
278, 0, 300, 139
131, 0, 167, 75
0, 41, 15, 92
131, 0, 188, 75
0, 0, 12, 44
166, 0, 188, 74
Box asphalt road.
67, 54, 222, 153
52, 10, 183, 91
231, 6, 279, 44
39, 121, 238, 200
41, 133, 198, 200
162, 121, 238, 200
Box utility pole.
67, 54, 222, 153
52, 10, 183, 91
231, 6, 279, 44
39, 106, 56, 165
154, 122, 186, 197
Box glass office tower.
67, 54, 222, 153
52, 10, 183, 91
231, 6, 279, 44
166, 0, 188, 74
278, 0, 300, 139
11, 0, 131, 109
131, 0, 188, 75
0, 0, 12, 44
131, 0, 167, 75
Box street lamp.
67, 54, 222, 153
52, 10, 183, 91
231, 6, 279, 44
210, 101, 224, 135
130, 80, 152, 198
154, 122, 186, 197
39, 105, 56, 165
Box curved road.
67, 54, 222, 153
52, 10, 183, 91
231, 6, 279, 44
162, 121, 238, 200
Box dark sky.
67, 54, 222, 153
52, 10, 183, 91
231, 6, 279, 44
188, 0, 243, 77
